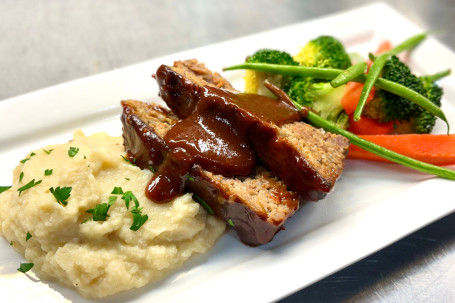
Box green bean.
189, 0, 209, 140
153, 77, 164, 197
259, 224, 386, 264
368, 53, 376, 61
374, 77, 449, 132
386, 33, 427, 56
223, 62, 448, 128
421, 69, 451, 82
353, 33, 427, 121
224, 63, 341, 79
305, 110, 455, 180
353, 54, 388, 121
263, 79, 454, 180
330, 62, 367, 88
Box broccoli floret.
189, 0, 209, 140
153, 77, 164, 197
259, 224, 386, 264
413, 76, 443, 133
294, 36, 352, 69
283, 36, 352, 129
246, 49, 298, 65
285, 79, 349, 128
420, 75, 443, 107
363, 56, 443, 133
244, 49, 298, 97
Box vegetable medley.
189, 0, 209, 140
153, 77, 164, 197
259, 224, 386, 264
224, 34, 455, 179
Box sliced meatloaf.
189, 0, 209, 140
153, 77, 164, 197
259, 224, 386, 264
121, 99, 300, 246
155, 63, 350, 200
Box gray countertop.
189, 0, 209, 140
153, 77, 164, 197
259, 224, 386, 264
1, 1, 455, 302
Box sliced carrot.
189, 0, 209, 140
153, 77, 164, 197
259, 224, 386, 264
348, 134, 455, 165
375, 40, 392, 55
340, 40, 391, 115
347, 114, 395, 135
341, 82, 376, 115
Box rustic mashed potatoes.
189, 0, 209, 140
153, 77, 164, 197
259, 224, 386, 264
0, 131, 225, 298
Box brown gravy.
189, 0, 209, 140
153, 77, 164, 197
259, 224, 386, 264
146, 69, 304, 203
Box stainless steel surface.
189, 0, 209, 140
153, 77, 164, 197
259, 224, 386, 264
1, 0, 455, 302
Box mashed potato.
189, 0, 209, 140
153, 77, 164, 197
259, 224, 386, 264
0, 131, 225, 298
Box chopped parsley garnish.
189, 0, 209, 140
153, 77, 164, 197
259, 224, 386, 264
122, 191, 139, 210
9, 241, 13, 246
18, 179, 42, 196
85, 197, 116, 221
125, 178, 130, 181
68, 147, 79, 157
81, 218, 91, 224
0, 186, 12, 194
83, 155, 87, 159
111, 187, 124, 195
44, 169, 53, 176
20, 158, 30, 164
228, 219, 235, 227
149, 166, 156, 173
19, 172, 24, 182
43, 148, 54, 155
109, 196, 117, 204
30, 152, 36, 157
186, 175, 195, 182
193, 194, 214, 215
121, 155, 136, 166
130, 207, 148, 231
17, 262, 34, 273
49, 186, 72, 206
26, 232, 32, 242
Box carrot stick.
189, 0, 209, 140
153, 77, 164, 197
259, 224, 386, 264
375, 40, 392, 55
341, 82, 375, 115
347, 114, 395, 135
347, 134, 455, 165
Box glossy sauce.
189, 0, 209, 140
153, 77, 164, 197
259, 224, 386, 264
147, 67, 304, 203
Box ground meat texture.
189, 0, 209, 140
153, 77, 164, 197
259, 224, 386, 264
155, 63, 350, 201
121, 100, 300, 246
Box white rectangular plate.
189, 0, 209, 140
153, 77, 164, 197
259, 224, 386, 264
1, 3, 455, 303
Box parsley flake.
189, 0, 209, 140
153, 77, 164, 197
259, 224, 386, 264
0, 186, 12, 194
186, 175, 195, 182
86, 203, 110, 221
49, 186, 72, 206
81, 218, 91, 224
30, 152, 36, 157
111, 187, 124, 195
44, 169, 53, 176
17, 263, 34, 273
193, 194, 214, 215
109, 196, 117, 204
125, 177, 130, 181
149, 166, 156, 173
68, 147, 79, 157
19, 172, 24, 182
228, 219, 235, 227
130, 209, 148, 231
85, 196, 117, 221
121, 155, 136, 166
20, 158, 30, 164
122, 191, 139, 210
18, 179, 42, 196
9, 241, 13, 246
26, 232, 32, 242
43, 148, 54, 155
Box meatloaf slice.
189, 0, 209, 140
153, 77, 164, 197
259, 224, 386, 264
121, 99, 300, 246
121, 100, 176, 169
174, 59, 237, 92
157, 60, 237, 119
155, 63, 350, 200
250, 121, 349, 201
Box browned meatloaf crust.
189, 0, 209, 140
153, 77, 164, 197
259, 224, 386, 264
121, 99, 300, 246
155, 62, 350, 200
